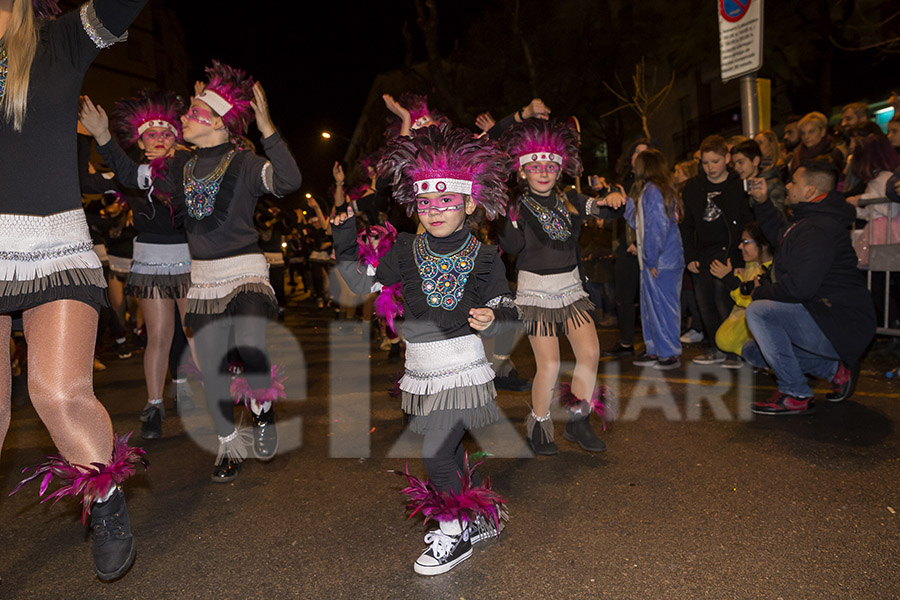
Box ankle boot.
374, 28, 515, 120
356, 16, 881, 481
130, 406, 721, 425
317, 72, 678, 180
525, 411, 558, 455
251, 403, 279, 461
564, 412, 607, 452
90, 487, 136, 581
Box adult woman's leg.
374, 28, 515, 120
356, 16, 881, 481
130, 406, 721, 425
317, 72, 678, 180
0, 315, 12, 462
23, 300, 112, 466
525, 334, 560, 454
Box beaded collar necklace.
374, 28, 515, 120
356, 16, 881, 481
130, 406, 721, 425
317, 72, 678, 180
520, 193, 572, 241
414, 232, 481, 311
183, 147, 236, 220
0, 40, 8, 103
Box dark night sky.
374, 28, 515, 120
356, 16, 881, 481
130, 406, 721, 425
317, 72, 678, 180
165, 1, 491, 202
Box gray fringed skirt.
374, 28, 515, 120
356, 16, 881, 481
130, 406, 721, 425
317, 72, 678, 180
401, 335, 499, 435
126, 241, 191, 299
515, 267, 595, 337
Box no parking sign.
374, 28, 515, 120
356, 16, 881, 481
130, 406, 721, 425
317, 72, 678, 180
718, 0, 764, 82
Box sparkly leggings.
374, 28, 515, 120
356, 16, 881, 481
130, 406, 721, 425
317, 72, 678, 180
192, 305, 271, 437
0, 300, 113, 468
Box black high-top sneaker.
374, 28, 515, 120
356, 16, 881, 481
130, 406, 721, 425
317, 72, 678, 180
251, 404, 278, 461
90, 487, 136, 582
564, 412, 607, 452
413, 520, 473, 576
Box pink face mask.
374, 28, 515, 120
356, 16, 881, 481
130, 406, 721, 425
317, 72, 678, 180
140, 129, 175, 145
416, 194, 465, 215
183, 105, 215, 127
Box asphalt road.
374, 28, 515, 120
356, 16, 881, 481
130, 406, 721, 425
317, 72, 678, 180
1, 293, 899, 600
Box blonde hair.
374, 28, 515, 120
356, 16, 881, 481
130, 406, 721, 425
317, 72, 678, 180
1, 0, 39, 132
799, 111, 827, 131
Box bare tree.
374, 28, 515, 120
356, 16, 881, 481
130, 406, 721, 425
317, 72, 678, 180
599, 58, 675, 142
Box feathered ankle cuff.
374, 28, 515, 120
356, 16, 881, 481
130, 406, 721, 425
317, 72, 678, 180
9, 432, 148, 524
374, 282, 404, 335
230, 364, 287, 411
396, 453, 508, 533
556, 382, 617, 429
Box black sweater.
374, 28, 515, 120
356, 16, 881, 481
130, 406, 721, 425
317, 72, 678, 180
97, 133, 302, 260
333, 218, 518, 344
0, 0, 147, 216
680, 171, 753, 267
751, 192, 876, 366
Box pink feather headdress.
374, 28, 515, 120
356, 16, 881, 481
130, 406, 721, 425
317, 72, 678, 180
501, 119, 582, 177
32, 0, 61, 18
198, 60, 256, 136
385, 93, 450, 139
378, 124, 508, 220
111, 89, 184, 148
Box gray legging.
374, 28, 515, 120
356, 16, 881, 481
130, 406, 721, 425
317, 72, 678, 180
192, 308, 271, 437
421, 420, 481, 494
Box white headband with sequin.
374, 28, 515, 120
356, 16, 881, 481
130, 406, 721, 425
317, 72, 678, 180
413, 178, 473, 196
137, 119, 178, 136
518, 151, 563, 167
196, 90, 233, 116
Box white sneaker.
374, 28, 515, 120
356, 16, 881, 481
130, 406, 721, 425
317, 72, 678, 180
680, 329, 704, 344
692, 349, 725, 365
414, 521, 472, 576
721, 356, 743, 369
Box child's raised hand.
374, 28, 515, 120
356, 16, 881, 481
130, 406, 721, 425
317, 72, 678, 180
193, 80, 205, 98
475, 112, 495, 133
78, 96, 111, 145
251, 82, 276, 138
468, 307, 495, 331
330, 206, 354, 227
333, 162, 345, 185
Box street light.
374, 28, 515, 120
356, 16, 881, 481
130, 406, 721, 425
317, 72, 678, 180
321, 131, 332, 139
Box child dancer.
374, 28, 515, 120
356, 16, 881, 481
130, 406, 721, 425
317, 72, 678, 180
616, 149, 685, 370
331, 125, 513, 576
83, 89, 194, 439
498, 119, 620, 455
80, 61, 301, 481
2, 0, 148, 581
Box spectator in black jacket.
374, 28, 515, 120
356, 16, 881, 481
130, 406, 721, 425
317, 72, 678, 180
743, 161, 876, 416
681, 135, 753, 364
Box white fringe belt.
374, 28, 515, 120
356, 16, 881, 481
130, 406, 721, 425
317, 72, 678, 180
400, 335, 495, 396
0, 209, 102, 282
108, 254, 132, 275
131, 242, 191, 276
188, 253, 272, 303
515, 267, 589, 310
264, 251, 285, 267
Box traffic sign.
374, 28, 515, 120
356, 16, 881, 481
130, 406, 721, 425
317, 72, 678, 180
718, 0, 764, 82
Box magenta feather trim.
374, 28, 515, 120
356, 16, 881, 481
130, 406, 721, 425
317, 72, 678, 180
374, 283, 404, 334
357, 222, 398, 267
204, 60, 255, 135
377, 125, 508, 220
556, 382, 617, 429
397, 453, 507, 531
9, 432, 148, 524
178, 358, 203, 380
500, 119, 582, 177
384, 93, 451, 139
110, 89, 184, 148
230, 365, 287, 410
32, 0, 60, 18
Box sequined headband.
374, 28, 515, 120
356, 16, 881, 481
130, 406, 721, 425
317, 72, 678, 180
412, 177, 473, 196
137, 119, 178, 136
518, 151, 563, 167
196, 90, 233, 116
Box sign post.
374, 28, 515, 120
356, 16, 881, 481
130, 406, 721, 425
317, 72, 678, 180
718, 0, 764, 137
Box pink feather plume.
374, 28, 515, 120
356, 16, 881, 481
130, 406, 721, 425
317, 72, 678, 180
230, 364, 287, 410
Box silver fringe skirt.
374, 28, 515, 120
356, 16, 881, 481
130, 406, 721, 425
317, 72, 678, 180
127, 241, 191, 299
400, 335, 498, 434
515, 267, 595, 336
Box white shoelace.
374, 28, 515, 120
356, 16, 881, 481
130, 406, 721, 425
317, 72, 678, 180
423, 531, 456, 559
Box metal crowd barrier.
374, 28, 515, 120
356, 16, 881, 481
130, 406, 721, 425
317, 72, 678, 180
858, 196, 900, 337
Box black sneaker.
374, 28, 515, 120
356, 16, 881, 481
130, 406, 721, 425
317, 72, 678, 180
413, 526, 473, 575
469, 514, 505, 544
140, 405, 163, 440
211, 456, 242, 483
563, 415, 607, 452
252, 405, 279, 462
602, 343, 635, 358
632, 352, 658, 367
494, 372, 532, 392
116, 339, 132, 360
90, 487, 136, 582
826, 361, 858, 402
653, 357, 681, 370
